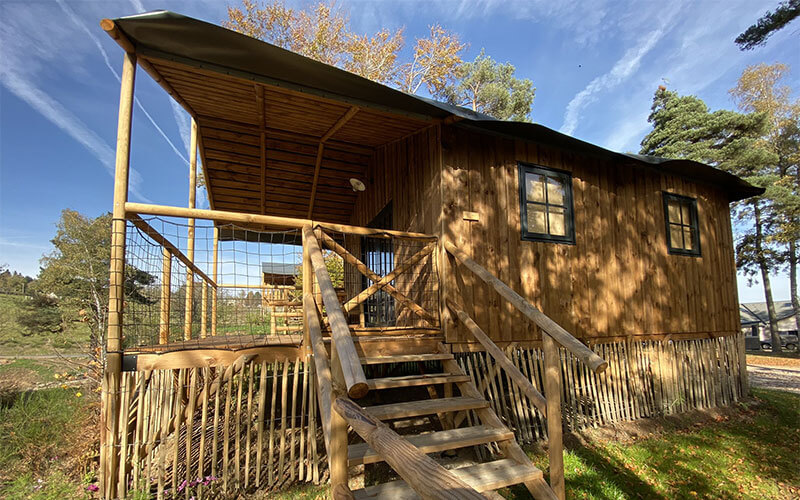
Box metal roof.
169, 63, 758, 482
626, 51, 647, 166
740, 301, 797, 325
109, 10, 764, 202
261, 262, 299, 276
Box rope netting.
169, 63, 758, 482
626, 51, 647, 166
122, 216, 439, 352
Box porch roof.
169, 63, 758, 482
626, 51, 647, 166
103, 11, 763, 227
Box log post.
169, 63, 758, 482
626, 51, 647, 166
184, 118, 198, 340
302, 230, 313, 348
543, 333, 565, 500
159, 248, 172, 344
102, 49, 136, 500
201, 280, 208, 338
329, 341, 350, 492
211, 226, 219, 336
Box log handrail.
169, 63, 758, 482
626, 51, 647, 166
126, 202, 438, 240
333, 398, 488, 500
444, 241, 607, 374
128, 214, 216, 288
446, 298, 547, 414
303, 226, 369, 399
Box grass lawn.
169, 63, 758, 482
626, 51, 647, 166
746, 350, 800, 369
0, 384, 796, 499
500, 388, 800, 500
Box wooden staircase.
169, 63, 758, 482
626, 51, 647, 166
302, 225, 607, 500
348, 339, 549, 499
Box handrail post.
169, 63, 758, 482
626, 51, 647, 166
159, 247, 172, 344
302, 225, 368, 398
303, 227, 313, 349
543, 332, 565, 500
329, 341, 350, 493
183, 119, 198, 341
211, 226, 219, 336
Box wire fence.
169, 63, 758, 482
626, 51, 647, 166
121, 217, 440, 352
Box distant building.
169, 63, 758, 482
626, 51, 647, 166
261, 262, 299, 287
740, 301, 798, 342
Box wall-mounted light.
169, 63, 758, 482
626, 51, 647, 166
350, 178, 366, 192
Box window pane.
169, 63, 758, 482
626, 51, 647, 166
527, 203, 547, 233
546, 176, 565, 206
669, 224, 684, 249
667, 201, 682, 224
526, 173, 546, 203
681, 203, 692, 225
549, 207, 566, 236
683, 227, 694, 250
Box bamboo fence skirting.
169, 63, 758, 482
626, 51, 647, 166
108, 356, 325, 499
456, 334, 746, 448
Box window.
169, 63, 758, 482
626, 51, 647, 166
663, 192, 700, 256
518, 163, 575, 243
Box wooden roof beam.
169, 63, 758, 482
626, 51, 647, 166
307, 106, 359, 218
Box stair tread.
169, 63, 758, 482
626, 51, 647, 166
360, 353, 453, 365
352, 458, 543, 499
366, 396, 488, 420
348, 425, 515, 466
366, 373, 471, 390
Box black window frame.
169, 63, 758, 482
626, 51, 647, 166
662, 192, 701, 257
518, 162, 575, 244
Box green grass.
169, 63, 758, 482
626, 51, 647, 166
0, 295, 89, 355
0, 387, 95, 499
497, 389, 800, 499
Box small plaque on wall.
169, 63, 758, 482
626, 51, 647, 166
462, 211, 480, 221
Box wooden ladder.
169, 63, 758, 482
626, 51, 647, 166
348, 339, 555, 500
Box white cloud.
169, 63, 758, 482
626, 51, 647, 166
559, 23, 671, 136
0, 1, 150, 201
55, 0, 189, 167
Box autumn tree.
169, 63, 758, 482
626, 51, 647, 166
395, 24, 466, 95
224, 1, 467, 95
735, 0, 800, 50
639, 87, 786, 350
439, 49, 535, 121
731, 63, 800, 334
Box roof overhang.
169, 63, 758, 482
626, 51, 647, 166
103, 10, 764, 227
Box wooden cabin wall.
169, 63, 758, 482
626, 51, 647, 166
441, 125, 740, 345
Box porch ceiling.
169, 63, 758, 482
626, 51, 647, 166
142, 56, 432, 224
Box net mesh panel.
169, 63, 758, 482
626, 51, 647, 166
123, 217, 303, 351
122, 218, 440, 352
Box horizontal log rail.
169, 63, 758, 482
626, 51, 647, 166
446, 298, 547, 414
444, 241, 607, 374
126, 202, 438, 240
303, 226, 369, 399
317, 230, 438, 326
128, 214, 216, 287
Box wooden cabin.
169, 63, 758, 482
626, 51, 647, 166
98, 11, 758, 500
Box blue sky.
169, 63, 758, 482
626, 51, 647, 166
0, 0, 798, 303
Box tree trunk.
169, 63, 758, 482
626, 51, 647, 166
754, 202, 782, 352
790, 240, 800, 334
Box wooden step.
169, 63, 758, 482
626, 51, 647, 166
366, 397, 488, 420
366, 373, 470, 390
352, 459, 543, 499
360, 353, 453, 365
348, 425, 514, 466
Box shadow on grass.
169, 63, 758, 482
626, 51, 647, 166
501, 389, 799, 500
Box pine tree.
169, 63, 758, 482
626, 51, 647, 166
640, 87, 785, 350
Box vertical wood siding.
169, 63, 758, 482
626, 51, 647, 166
441, 125, 740, 344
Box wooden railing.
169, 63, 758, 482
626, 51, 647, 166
305, 278, 486, 500
444, 241, 607, 500
302, 226, 368, 399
